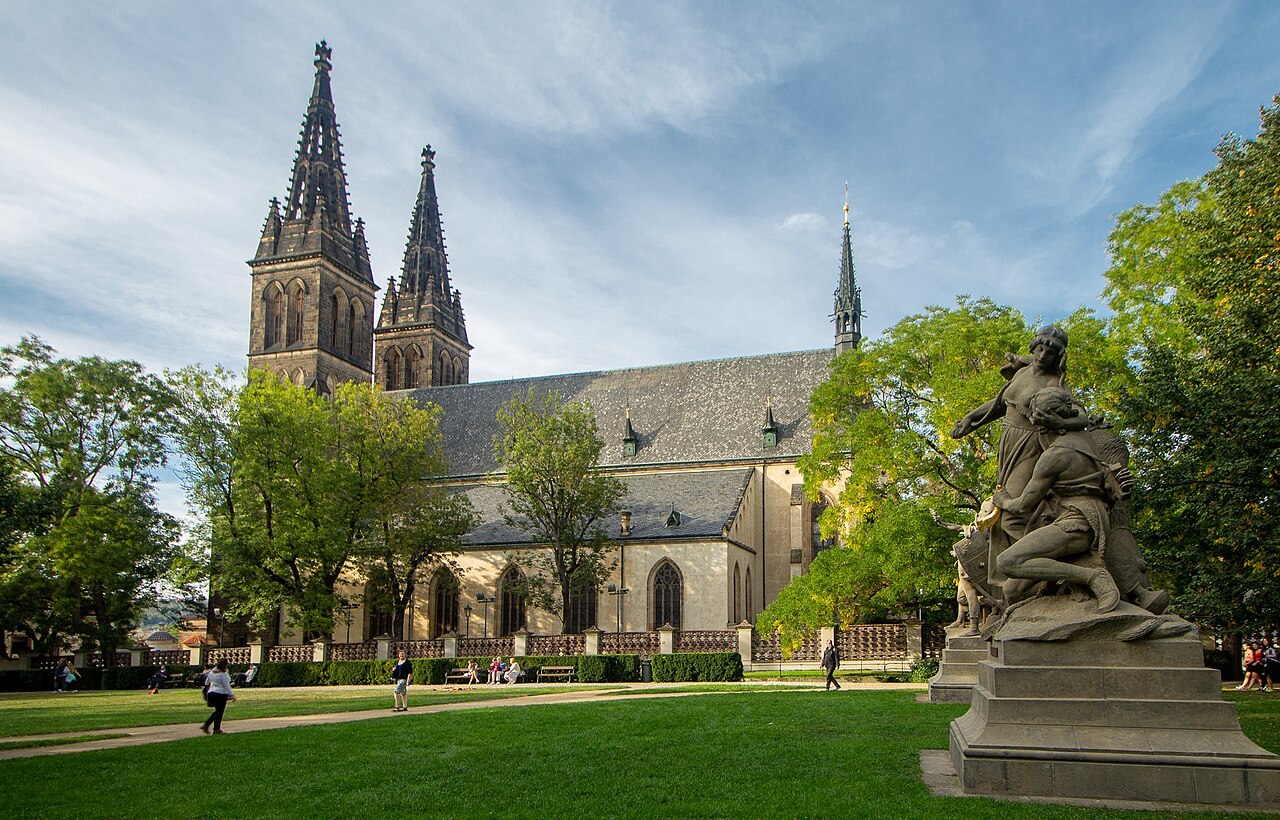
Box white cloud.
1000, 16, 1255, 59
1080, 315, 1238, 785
780, 212, 828, 232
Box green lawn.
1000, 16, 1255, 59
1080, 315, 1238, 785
0, 685, 615, 737
3, 690, 1275, 818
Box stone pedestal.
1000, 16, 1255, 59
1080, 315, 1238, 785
950, 628, 1280, 805
929, 630, 987, 704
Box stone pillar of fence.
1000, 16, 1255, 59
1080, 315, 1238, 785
443, 633, 458, 658
248, 639, 268, 665
583, 626, 602, 655
129, 646, 150, 667
187, 645, 208, 668
903, 619, 923, 660
736, 622, 754, 663
375, 636, 392, 661
819, 625, 836, 652
312, 638, 330, 663
657, 624, 676, 655
73, 648, 92, 669
513, 628, 530, 657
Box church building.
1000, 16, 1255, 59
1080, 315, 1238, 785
242, 44, 863, 643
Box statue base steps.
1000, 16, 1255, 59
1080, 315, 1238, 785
929, 632, 987, 704
949, 637, 1280, 805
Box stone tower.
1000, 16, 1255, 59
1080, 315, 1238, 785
832, 196, 863, 353
374, 146, 470, 390
247, 41, 377, 394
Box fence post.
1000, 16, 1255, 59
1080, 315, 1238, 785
248, 639, 268, 665
583, 627, 602, 655
903, 619, 923, 661
819, 625, 836, 654
311, 638, 330, 663
512, 628, 530, 657
187, 645, 207, 668
129, 646, 150, 667
443, 633, 458, 658
736, 622, 754, 663
657, 624, 676, 655
73, 648, 93, 670
375, 636, 392, 661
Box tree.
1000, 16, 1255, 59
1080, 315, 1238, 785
767, 298, 1129, 636
172, 370, 472, 641
1105, 93, 1280, 641
0, 337, 182, 662
494, 389, 626, 631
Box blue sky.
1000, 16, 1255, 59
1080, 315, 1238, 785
2, 2, 1279, 384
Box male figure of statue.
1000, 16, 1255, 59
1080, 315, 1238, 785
992, 387, 1122, 613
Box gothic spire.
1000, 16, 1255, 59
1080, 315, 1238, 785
283, 40, 352, 235
399, 146, 452, 299
833, 184, 863, 353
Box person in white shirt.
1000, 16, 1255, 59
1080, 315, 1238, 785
200, 658, 236, 735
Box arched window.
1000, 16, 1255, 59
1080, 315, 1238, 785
431, 569, 459, 638
292, 368, 306, 387
441, 351, 453, 386
745, 568, 753, 622
404, 346, 421, 389
565, 581, 598, 634
287, 284, 305, 345
384, 348, 402, 391
733, 564, 741, 624
348, 299, 364, 358
330, 289, 348, 354
499, 567, 526, 637
365, 583, 394, 639
265, 286, 284, 348
324, 374, 337, 398
651, 560, 682, 629
812, 500, 836, 557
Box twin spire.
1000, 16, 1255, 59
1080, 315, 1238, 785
833, 182, 863, 353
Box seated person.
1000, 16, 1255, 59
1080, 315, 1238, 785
465, 659, 479, 685
234, 664, 259, 687
505, 659, 523, 684
487, 657, 501, 685
146, 667, 168, 694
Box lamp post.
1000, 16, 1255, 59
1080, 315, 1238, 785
212, 607, 225, 647
476, 593, 496, 639
464, 605, 473, 638
339, 599, 355, 643
606, 583, 630, 632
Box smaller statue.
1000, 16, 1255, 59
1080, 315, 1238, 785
992, 387, 1122, 613
934, 502, 1000, 635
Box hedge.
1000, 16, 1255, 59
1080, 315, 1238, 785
650, 652, 743, 682
0, 664, 251, 692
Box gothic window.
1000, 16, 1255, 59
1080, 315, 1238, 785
288, 284, 305, 346
384, 348, 402, 391
431, 569, 459, 639
404, 346, 421, 389
651, 560, 682, 630
364, 582, 394, 639
499, 567, 526, 637
812, 501, 836, 556
292, 368, 306, 387
733, 564, 741, 624
565, 582, 598, 634
442, 352, 454, 385
265, 286, 284, 348
348, 300, 365, 358
745, 568, 753, 622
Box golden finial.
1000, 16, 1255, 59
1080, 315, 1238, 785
843, 181, 850, 226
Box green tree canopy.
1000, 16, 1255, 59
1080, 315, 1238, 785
494, 389, 626, 630
1105, 93, 1280, 638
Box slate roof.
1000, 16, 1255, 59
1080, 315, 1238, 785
458, 468, 754, 547
403, 348, 834, 477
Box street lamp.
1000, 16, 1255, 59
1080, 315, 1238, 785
476, 593, 496, 639
339, 599, 356, 643
212, 607, 225, 647
606, 583, 630, 632
464, 605, 473, 638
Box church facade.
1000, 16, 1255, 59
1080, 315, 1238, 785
242, 44, 863, 643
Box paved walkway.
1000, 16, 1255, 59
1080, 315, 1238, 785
0, 681, 926, 761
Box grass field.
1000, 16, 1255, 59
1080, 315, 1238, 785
0, 685, 617, 737
2, 689, 1275, 818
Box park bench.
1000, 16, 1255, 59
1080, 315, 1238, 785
444, 668, 480, 684
161, 674, 190, 689
537, 666, 575, 683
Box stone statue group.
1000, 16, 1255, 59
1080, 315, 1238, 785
944, 325, 1168, 635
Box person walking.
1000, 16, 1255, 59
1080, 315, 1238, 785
200, 659, 235, 735
54, 660, 68, 693
822, 640, 841, 691
63, 661, 81, 692
391, 650, 413, 712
